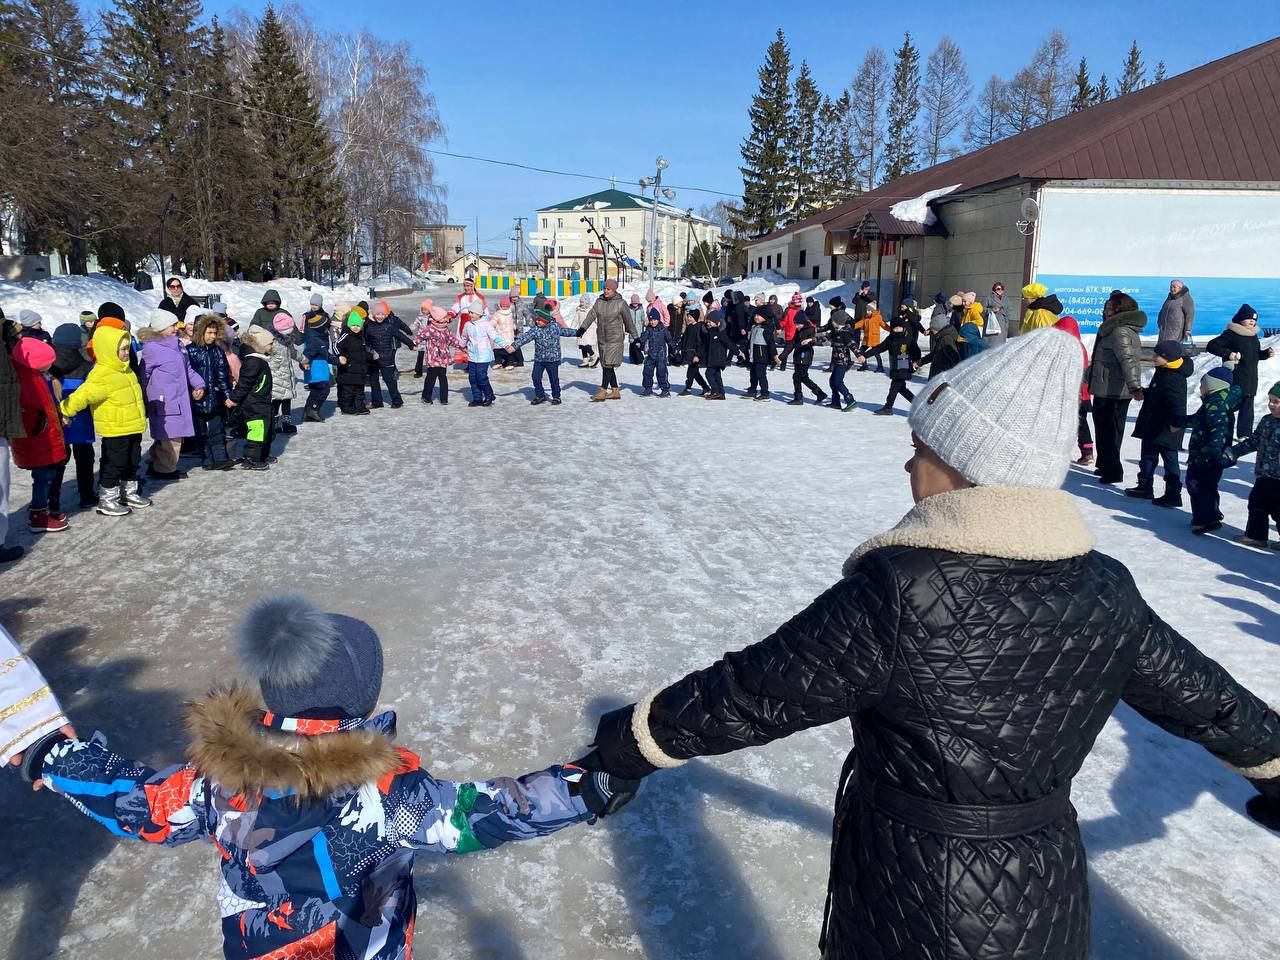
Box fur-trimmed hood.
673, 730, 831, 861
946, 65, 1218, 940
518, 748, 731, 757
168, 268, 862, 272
186, 687, 401, 800
843, 486, 1095, 576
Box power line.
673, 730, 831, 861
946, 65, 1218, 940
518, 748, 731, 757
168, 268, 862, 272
0, 37, 739, 200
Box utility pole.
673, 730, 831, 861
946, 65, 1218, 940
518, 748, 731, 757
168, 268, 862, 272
513, 217, 526, 276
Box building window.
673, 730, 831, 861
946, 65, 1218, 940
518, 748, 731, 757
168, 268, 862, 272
777, 254, 784, 271
799, 249, 807, 267
557, 218, 563, 228
585, 216, 593, 226
812, 266, 820, 280
766, 254, 772, 269
604, 217, 611, 229
557, 245, 564, 255
541, 218, 547, 229
619, 216, 626, 227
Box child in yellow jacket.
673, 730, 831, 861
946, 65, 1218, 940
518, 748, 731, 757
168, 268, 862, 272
59, 323, 151, 516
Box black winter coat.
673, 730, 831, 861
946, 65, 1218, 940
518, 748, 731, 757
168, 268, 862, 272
158, 293, 202, 324
588, 487, 1280, 960
363, 315, 415, 364
1206, 324, 1273, 397
229, 354, 272, 421
791, 321, 818, 365
336, 332, 369, 385
1133, 361, 1193, 449
702, 323, 734, 369
921, 326, 962, 378
681, 323, 706, 363
866, 331, 921, 380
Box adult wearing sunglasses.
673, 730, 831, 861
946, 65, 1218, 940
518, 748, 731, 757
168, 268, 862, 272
983, 282, 1010, 346
158, 277, 201, 325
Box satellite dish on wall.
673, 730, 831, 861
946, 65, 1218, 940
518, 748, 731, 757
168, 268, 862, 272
1017, 197, 1040, 236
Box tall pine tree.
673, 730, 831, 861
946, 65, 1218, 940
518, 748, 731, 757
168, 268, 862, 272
787, 60, 822, 222
1153, 60, 1167, 83
918, 37, 970, 167
965, 76, 1007, 150
733, 29, 792, 237
849, 46, 889, 190
1119, 41, 1145, 95
1095, 73, 1111, 102
101, 0, 207, 272
881, 32, 920, 184
243, 6, 343, 276
1068, 57, 1093, 112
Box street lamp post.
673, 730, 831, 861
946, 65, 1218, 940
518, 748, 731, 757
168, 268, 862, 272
639, 155, 668, 291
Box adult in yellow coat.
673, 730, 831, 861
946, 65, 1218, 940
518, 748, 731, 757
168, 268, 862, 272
1019, 283, 1064, 334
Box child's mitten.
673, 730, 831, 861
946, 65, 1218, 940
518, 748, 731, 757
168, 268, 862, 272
564, 760, 640, 820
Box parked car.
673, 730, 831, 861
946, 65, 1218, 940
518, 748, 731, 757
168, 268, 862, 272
425, 269, 457, 284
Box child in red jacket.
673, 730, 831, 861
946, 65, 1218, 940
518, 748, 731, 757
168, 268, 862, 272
10, 338, 70, 532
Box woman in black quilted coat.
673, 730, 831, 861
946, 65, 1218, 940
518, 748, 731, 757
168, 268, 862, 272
581, 328, 1280, 960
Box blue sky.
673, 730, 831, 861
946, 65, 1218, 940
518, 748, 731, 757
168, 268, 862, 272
189, 1, 1276, 255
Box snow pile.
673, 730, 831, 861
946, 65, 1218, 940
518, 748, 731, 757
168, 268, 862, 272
889, 184, 961, 225
359, 266, 417, 291
0, 273, 370, 329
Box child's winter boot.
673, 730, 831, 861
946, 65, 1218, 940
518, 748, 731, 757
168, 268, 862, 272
590, 388, 608, 402
28, 508, 48, 533
122, 480, 152, 509
1152, 479, 1183, 507
1124, 479, 1154, 499
96, 486, 132, 517
607, 387, 622, 400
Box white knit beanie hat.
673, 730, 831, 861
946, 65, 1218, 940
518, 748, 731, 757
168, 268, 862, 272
148, 308, 176, 331
908, 328, 1083, 489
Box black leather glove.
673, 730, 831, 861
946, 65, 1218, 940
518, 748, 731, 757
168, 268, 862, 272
575, 327, 586, 337
584, 704, 664, 780
565, 757, 640, 820
19, 729, 70, 784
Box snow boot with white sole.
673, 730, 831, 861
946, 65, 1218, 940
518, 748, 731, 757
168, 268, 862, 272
122, 481, 152, 509
96, 486, 132, 517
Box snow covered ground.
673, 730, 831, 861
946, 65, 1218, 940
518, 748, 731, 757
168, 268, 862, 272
0, 273, 372, 330
1, 278, 1278, 960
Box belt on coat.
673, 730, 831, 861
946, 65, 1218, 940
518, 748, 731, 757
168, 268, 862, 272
819, 751, 1072, 954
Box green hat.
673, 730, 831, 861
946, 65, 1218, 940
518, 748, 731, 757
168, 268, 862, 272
1269, 381, 1280, 400
535, 307, 555, 323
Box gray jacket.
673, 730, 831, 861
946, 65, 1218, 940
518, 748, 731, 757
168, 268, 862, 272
580, 294, 638, 368
1156, 288, 1195, 342
1088, 310, 1146, 399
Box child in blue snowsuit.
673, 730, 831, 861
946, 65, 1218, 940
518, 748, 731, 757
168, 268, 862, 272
301, 295, 334, 421
639, 307, 674, 397
1186, 366, 1242, 535
509, 305, 580, 405
20, 596, 638, 960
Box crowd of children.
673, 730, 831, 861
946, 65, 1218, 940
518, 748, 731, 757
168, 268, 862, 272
1, 285, 1278, 557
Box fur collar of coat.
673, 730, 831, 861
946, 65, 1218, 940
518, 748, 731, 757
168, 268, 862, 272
186, 687, 401, 800
843, 486, 1095, 576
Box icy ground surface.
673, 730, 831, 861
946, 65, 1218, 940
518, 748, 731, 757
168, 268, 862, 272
2, 351, 1279, 960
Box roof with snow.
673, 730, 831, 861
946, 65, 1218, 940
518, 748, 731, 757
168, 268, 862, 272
538, 188, 711, 222
754, 35, 1280, 245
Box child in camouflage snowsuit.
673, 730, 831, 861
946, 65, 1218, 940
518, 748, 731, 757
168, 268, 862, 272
639, 306, 674, 397
1186, 366, 1242, 535
21, 596, 639, 960
1229, 380, 1280, 547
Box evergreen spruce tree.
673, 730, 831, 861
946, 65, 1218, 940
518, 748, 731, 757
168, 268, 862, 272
811, 95, 838, 208
243, 5, 343, 275
787, 60, 822, 222
1153, 60, 1167, 84
1119, 41, 1145, 95
1095, 73, 1111, 102
101, 0, 207, 271
830, 91, 860, 204
1068, 56, 1093, 112
881, 32, 920, 184
179, 18, 273, 277
733, 28, 793, 237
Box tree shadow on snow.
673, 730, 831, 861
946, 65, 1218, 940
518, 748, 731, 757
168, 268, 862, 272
0, 598, 189, 960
